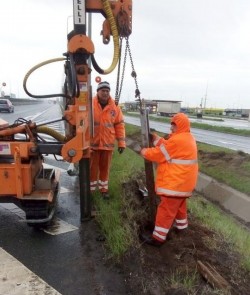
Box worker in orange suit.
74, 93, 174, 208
90, 81, 126, 199
140, 113, 198, 246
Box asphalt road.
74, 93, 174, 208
0, 166, 128, 295
124, 115, 250, 154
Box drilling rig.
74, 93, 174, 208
0, 0, 132, 226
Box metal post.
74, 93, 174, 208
79, 158, 91, 221
140, 108, 157, 223
72, 0, 91, 221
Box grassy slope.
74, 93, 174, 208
94, 123, 250, 272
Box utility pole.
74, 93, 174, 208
200, 97, 203, 108
0, 82, 6, 97
204, 81, 208, 110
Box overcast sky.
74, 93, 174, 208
1, 0, 250, 109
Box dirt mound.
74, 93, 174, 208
199, 149, 250, 171
122, 177, 250, 295
123, 133, 250, 294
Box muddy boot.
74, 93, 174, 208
174, 227, 189, 236
139, 232, 163, 247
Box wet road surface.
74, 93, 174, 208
0, 160, 128, 295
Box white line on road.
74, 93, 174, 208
0, 204, 78, 236
42, 218, 78, 235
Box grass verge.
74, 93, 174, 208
94, 123, 250, 274
93, 146, 144, 258
189, 195, 250, 270
125, 112, 250, 137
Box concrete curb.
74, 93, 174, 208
196, 172, 250, 223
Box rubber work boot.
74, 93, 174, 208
101, 192, 110, 200
139, 232, 163, 247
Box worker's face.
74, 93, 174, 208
97, 88, 110, 104
170, 123, 177, 133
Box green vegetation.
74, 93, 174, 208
166, 268, 199, 293
93, 146, 144, 258
94, 123, 250, 275
125, 112, 250, 137
192, 122, 250, 136
189, 195, 250, 270
197, 142, 250, 195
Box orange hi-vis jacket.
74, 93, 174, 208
141, 113, 198, 197
91, 96, 126, 150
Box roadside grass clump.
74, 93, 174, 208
242, 161, 250, 172
165, 267, 199, 294
197, 143, 250, 195
93, 146, 144, 258
189, 195, 250, 270
191, 123, 250, 136
199, 162, 250, 195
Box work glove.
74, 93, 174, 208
148, 128, 157, 144
118, 147, 125, 154
149, 132, 155, 142
149, 132, 160, 143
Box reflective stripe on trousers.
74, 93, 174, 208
90, 150, 113, 193
153, 196, 188, 242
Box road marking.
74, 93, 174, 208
43, 162, 67, 172
42, 218, 78, 235
60, 186, 74, 193
0, 205, 78, 236
0, 248, 61, 295
0, 203, 26, 219
218, 140, 233, 145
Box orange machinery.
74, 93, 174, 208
0, 0, 132, 226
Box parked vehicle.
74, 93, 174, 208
157, 101, 181, 117
0, 99, 14, 113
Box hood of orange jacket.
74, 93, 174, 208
171, 113, 190, 134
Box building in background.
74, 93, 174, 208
124, 99, 181, 116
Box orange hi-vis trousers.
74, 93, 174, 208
90, 150, 113, 193
152, 196, 188, 242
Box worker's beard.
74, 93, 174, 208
98, 97, 109, 108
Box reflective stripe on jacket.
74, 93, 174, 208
141, 131, 198, 198
91, 96, 126, 150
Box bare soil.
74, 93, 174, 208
199, 149, 250, 182
121, 133, 250, 295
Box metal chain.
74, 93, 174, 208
115, 38, 123, 105
125, 37, 142, 109
115, 37, 142, 109
118, 38, 128, 100
115, 37, 128, 106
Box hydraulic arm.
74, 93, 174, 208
0, 0, 132, 225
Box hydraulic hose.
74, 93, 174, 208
91, 0, 120, 75
23, 57, 66, 99
37, 126, 66, 142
